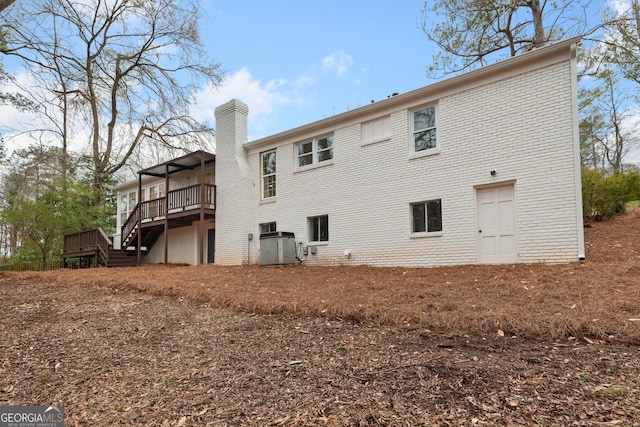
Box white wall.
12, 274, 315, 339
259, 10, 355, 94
145, 224, 196, 264
144, 219, 214, 265
234, 58, 582, 267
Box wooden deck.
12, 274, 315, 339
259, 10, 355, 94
63, 183, 216, 267
62, 227, 136, 268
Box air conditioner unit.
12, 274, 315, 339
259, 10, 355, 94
259, 231, 296, 265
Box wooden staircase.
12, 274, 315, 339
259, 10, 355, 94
63, 182, 217, 268
63, 227, 137, 268
105, 248, 137, 267
121, 224, 164, 254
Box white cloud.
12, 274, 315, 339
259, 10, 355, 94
322, 50, 354, 77
0, 72, 52, 154
607, 0, 632, 15
191, 67, 311, 137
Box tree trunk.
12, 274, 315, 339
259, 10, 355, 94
606, 75, 624, 174
528, 0, 546, 48
633, 0, 640, 43
0, 0, 15, 12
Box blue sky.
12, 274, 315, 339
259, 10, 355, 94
1, 0, 638, 164
193, 0, 640, 165
193, 1, 434, 140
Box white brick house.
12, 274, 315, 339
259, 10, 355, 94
105, 37, 584, 268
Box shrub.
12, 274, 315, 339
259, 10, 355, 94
582, 169, 640, 220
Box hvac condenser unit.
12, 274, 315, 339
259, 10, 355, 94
259, 231, 296, 265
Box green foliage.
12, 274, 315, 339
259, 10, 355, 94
0, 145, 115, 266
1, 178, 103, 266
582, 169, 640, 220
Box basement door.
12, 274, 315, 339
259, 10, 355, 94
207, 228, 215, 264
476, 184, 518, 264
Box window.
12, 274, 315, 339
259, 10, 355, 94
261, 150, 276, 199
411, 199, 442, 233
412, 106, 437, 152
147, 185, 165, 216
362, 116, 390, 144
260, 222, 277, 234
309, 215, 329, 242
296, 135, 333, 168
120, 191, 137, 226
120, 195, 128, 225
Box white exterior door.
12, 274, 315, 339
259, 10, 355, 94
477, 184, 518, 264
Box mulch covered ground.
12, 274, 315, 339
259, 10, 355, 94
0, 209, 638, 425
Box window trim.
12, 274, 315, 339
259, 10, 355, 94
411, 105, 438, 154
259, 222, 277, 234
410, 199, 443, 235
261, 149, 277, 200
295, 135, 334, 170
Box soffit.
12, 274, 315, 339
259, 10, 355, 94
137, 150, 215, 178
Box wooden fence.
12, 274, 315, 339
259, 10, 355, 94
0, 259, 65, 272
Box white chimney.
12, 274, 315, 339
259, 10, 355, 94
214, 99, 255, 265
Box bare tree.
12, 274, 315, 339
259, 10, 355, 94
583, 0, 640, 86
420, 0, 587, 76
578, 1, 640, 172
1, 0, 223, 202
579, 68, 638, 174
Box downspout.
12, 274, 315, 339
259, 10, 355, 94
570, 41, 586, 261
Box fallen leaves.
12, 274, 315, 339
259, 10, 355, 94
0, 211, 638, 425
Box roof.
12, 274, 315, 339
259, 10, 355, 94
137, 150, 215, 178
245, 36, 581, 149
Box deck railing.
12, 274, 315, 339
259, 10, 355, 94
121, 183, 216, 248
63, 226, 113, 266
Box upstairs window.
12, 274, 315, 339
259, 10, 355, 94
412, 106, 437, 153
149, 185, 158, 200
297, 135, 333, 168
309, 215, 329, 242
261, 150, 276, 199
411, 199, 442, 233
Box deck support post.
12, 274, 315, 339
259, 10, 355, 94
199, 155, 205, 265
164, 164, 169, 265
137, 173, 142, 266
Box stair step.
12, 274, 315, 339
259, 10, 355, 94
106, 249, 138, 267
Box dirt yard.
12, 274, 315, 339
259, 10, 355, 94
0, 210, 639, 426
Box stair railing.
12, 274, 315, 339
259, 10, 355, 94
96, 227, 113, 266
121, 203, 141, 248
